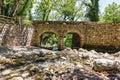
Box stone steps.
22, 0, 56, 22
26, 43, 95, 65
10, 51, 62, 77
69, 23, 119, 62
0, 15, 14, 24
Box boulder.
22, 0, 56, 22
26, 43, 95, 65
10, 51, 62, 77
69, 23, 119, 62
81, 52, 97, 59
93, 59, 118, 71
11, 77, 23, 80
78, 48, 87, 52
1, 69, 12, 76
113, 52, 120, 57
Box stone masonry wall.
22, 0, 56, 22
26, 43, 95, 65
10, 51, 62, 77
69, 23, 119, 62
83, 22, 120, 51
0, 22, 34, 46
1, 20, 120, 52
32, 21, 85, 50
32, 21, 120, 51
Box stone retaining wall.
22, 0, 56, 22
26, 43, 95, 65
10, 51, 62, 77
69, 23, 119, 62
0, 22, 34, 46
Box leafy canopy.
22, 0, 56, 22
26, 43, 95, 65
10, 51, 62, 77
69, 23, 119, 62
101, 2, 120, 22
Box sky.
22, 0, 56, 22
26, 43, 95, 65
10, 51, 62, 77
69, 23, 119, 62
99, 0, 120, 13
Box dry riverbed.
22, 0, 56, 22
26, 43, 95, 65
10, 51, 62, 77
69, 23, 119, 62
0, 46, 120, 80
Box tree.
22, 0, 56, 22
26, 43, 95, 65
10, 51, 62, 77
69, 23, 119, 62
101, 2, 120, 22
9, 0, 21, 17
83, 0, 99, 21
58, 0, 76, 21
34, 0, 84, 21
49, 0, 85, 21
2, 0, 15, 16
16, 0, 35, 19
0, 0, 34, 19
0, 0, 4, 15
35, 0, 55, 20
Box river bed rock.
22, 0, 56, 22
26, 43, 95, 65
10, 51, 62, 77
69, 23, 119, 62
0, 46, 120, 80
93, 59, 118, 71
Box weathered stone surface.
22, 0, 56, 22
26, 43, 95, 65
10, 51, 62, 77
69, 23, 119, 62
32, 21, 120, 51
11, 77, 23, 80
0, 22, 34, 46
1, 69, 12, 76
0, 46, 120, 80
0, 21, 120, 51
108, 74, 120, 80
22, 71, 30, 77
113, 51, 120, 57
93, 59, 118, 71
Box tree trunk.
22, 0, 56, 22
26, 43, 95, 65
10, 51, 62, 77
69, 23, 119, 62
0, 0, 4, 15
29, 10, 32, 20
17, 0, 30, 16
0, 0, 2, 15
9, 0, 21, 17
4, 4, 9, 16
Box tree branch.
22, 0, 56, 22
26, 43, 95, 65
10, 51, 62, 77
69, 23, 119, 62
9, 0, 21, 17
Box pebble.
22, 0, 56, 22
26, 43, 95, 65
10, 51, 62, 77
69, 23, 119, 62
1, 69, 12, 76
11, 76, 23, 80
22, 71, 30, 77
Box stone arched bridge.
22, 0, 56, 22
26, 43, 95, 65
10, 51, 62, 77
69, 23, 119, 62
32, 21, 120, 51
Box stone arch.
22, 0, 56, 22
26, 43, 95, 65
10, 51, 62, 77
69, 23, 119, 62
39, 30, 59, 37
39, 31, 59, 49
64, 31, 84, 48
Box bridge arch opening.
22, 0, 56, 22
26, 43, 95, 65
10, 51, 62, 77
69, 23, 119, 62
40, 32, 58, 50
63, 32, 81, 49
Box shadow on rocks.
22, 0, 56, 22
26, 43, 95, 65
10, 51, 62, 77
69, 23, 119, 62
0, 46, 10, 53
59, 68, 104, 80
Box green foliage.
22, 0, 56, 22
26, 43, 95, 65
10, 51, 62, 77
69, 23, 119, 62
64, 34, 72, 47
55, 0, 85, 21
41, 33, 73, 48
58, 0, 76, 20
83, 0, 100, 21
16, 0, 34, 20
35, 0, 55, 20
101, 2, 120, 22
3, 0, 15, 16
1, 0, 34, 20
17, 0, 34, 18
23, 19, 32, 25
41, 33, 58, 47
34, 0, 84, 21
